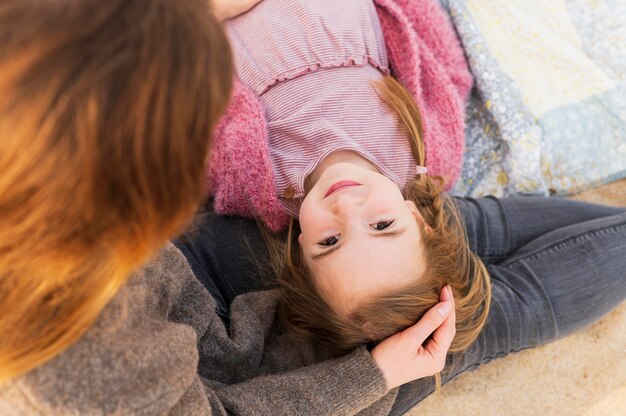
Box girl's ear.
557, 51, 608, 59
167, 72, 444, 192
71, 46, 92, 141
405, 200, 422, 221
406, 200, 433, 234
298, 233, 304, 246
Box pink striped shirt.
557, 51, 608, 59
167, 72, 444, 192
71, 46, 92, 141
227, 0, 418, 217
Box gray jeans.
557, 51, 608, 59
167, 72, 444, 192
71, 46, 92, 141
390, 195, 626, 414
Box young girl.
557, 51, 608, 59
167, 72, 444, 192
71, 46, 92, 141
208, 0, 490, 357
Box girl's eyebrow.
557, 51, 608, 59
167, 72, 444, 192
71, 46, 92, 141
312, 228, 407, 261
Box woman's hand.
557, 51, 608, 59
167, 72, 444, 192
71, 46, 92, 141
212, 0, 263, 21
371, 285, 456, 390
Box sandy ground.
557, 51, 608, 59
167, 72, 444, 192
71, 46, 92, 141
407, 179, 626, 416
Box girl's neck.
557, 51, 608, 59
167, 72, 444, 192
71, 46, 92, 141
305, 150, 380, 193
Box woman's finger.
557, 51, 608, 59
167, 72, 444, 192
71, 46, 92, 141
448, 285, 457, 337
440, 285, 456, 338
398, 300, 452, 346
424, 286, 456, 358
437, 285, 456, 337
440, 284, 450, 302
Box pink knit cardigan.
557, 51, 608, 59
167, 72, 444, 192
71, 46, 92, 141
206, 0, 472, 232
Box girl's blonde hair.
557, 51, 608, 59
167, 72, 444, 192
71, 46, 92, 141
0, 0, 232, 381
271, 76, 491, 382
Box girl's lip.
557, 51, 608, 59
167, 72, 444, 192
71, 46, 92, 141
324, 181, 362, 198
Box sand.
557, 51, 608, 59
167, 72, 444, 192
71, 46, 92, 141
407, 179, 626, 416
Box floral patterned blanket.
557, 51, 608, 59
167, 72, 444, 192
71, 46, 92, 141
441, 0, 626, 197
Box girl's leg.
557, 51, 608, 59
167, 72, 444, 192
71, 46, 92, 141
454, 195, 625, 264
478, 211, 626, 342
391, 204, 626, 415
173, 213, 270, 325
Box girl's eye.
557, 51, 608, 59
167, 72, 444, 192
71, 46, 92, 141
372, 220, 394, 231
319, 235, 339, 247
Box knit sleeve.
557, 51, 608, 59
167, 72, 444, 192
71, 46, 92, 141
212, 347, 394, 415
206, 79, 290, 232
375, 0, 467, 186
2, 335, 395, 416
391, 0, 473, 103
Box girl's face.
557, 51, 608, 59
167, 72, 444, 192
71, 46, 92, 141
299, 162, 427, 315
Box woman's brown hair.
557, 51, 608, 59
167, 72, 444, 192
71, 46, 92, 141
0, 0, 232, 380
270, 76, 491, 381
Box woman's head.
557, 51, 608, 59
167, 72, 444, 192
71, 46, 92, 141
0, 0, 232, 380
276, 76, 490, 354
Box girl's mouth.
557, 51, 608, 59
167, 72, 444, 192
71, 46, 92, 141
324, 181, 362, 198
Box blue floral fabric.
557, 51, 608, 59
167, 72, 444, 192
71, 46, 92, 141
440, 0, 626, 197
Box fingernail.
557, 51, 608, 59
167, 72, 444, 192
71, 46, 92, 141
437, 302, 452, 317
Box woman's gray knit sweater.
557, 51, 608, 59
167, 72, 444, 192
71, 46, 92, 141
0, 243, 397, 415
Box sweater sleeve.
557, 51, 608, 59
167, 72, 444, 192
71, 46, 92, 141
376, 0, 467, 185
1, 310, 392, 416
207, 79, 290, 232
212, 347, 394, 415
391, 0, 473, 103
0, 245, 393, 415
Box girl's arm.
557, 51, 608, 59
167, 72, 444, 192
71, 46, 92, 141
391, 0, 473, 102
212, 0, 263, 21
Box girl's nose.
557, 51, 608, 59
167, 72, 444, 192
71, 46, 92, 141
332, 193, 363, 216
